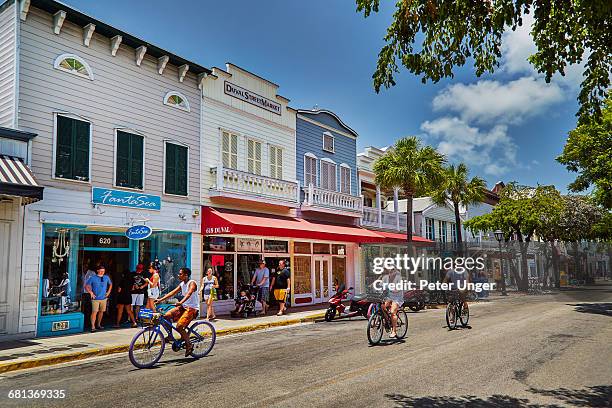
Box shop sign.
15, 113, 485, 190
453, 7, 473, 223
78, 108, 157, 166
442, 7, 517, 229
52, 320, 70, 332
92, 187, 161, 211
224, 81, 282, 115
126, 225, 152, 240
237, 238, 261, 252
82, 234, 130, 248
205, 226, 231, 235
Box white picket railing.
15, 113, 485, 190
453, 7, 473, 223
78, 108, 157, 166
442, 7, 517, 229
361, 206, 408, 232
302, 184, 363, 213
210, 165, 299, 205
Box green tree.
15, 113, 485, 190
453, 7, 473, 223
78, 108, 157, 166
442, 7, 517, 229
355, 0, 611, 123
431, 163, 487, 244
557, 97, 612, 209
373, 136, 445, 242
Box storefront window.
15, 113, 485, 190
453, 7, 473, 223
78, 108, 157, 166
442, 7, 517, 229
237, 254, 261, 289
313, 243, 330, 254
41, 228, 80, 316
204, 236, 235, 252
331, 244, 346, 255
147, 232, 190, 296
204, 254, 234, 300
293, 256, 312, 294
264, 240, 288, 253
294, 241, 312, 254
236, 238, 262, 252
332, 257, 346, 288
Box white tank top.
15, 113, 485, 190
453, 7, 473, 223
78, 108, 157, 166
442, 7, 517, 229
180, 279, 200, 309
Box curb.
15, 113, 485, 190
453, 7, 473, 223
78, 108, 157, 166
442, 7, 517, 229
0, 313, 326, 375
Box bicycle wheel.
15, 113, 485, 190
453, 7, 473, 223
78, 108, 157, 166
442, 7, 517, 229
460, 302, 470, 327
396, 309, 409, 339
324, 307, 336, 322
129, 326, 165, 368
445, 303, 457, 330
188, 321, 216, 358
367, 310, 384, 345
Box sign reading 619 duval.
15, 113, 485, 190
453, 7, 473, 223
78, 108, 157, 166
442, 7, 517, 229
92, 187, 161, 211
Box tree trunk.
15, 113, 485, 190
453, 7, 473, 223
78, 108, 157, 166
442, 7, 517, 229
551, 240, 561, 289
518, 240, 530, 292
453, 201, 463, 243
405, 189, 414, 243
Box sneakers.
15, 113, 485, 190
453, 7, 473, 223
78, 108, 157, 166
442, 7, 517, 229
184, 343, 194, 357
389, 331, 397, 338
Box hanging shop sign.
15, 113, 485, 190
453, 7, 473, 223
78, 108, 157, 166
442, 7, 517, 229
126, 225, 153, 240
224, 81, 282, 115
92, 187, 161, 211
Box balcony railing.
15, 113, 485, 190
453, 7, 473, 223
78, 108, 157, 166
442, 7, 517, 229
361, 206, 408, 232
210, 165, 299, 207
302, 184, 363, 214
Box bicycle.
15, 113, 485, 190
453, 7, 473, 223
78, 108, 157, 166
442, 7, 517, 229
366, 301, 408, 345
445, 290, 469, 330
128, 305, 216, 368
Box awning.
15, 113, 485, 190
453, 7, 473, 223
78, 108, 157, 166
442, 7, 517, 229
202, 207, 386, 243
0, 155, 44, 204
373, 230, 432, 244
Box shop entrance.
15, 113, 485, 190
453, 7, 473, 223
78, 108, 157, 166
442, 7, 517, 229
314, 256, 332, 304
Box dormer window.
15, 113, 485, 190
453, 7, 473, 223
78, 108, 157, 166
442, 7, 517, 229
322, 132, 335, 153
53, 54, 94, 80
164, 91, 190, 112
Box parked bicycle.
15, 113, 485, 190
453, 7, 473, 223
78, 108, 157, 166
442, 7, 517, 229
128, 306, 216, 368
366, 302, 408, 345
445, 290, 469, 330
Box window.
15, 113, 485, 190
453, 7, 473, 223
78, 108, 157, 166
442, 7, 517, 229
322, 132, 334, 153
54, 115, 90, 181
163, 91, 190, 112
115, 130, 144, 189
294, 241, 312, 254
450, 223, 457, 243
221, 131, 238, 169
340, 165, 351, 194
425, 218, 435, 241
204, 236, 235, 252
264, 240, 288, 253
438, 221, 447, 242
313, 243, 331, 254
54, 54, 94, 80
164, 142, 188, 196
269, 145, 283, 179
320, 160, 337, 191
247, 139, 262, 175
304, 154, 317, 187
332, 244, 346, 255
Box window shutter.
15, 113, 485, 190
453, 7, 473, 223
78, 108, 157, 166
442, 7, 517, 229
330, 163, 337, 191
340, 166, 350, 194
230, 134, 238, 169
176, 144, 188, 195
323, 133, 334, 152
55, 115, 90, 181
73, 119, 90, 180
276, 146, 282, 179
247, 139, 254, 173
131, 134, 144, 189
321, 161, 329, 190
165, 143, 176, 194
255, 141, 261, 175
116, 131, 130, 186
269, 146, 276, 178
55, 115, 73, 179
222, 132, 230, 168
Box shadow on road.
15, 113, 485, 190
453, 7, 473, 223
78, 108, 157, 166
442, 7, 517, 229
385, 384, 611, 407
568, 303, 612, 316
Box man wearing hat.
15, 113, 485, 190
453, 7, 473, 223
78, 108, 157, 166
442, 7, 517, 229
131, 263, 148, 318
251, 260, 270, 315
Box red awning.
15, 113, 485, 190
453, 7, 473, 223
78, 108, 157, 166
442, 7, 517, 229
374, 231, 432, 244
202, 207, 387, 243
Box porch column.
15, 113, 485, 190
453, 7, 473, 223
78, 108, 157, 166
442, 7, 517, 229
376, 186, 382, 228
393, 187, 400, 231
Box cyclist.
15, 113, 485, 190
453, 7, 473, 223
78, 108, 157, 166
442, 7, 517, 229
381, 268, 403, 338
155, 267, 199, 357
443, 266, 470, 318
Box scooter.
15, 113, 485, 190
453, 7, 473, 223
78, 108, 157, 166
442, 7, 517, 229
402, 289, 428, 312
324, 284, 373, 322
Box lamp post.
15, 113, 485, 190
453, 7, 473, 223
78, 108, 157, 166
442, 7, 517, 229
494, 229, 508, 296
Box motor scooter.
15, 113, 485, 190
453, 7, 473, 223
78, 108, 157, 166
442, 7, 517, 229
324, 284, 373, 322
402, 289, 428, 312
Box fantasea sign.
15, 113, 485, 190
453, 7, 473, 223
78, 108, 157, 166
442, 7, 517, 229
224, 81, 282, 115
92, 187, 161, 211
126, 225, 153, 240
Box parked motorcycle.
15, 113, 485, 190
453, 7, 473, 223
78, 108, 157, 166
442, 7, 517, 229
324, 284, 373, 322
402, 289, 428, 312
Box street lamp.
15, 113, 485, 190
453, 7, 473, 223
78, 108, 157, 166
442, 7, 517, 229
494, 229, 508, 296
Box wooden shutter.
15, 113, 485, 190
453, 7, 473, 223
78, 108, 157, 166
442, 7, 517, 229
270, 146, 283, 179
340, 166, 350, 194
116, 131, 143, 189
305, 156, 317, 186
247, 139, 261, 175
323, 133, 334, 152
55, 115, 89, 181
165, 142, 176, 194
222, 132, 230, 168
73, 119, 90, 181
55, 115, 73, 179
131, 134, 144, 189
165, 142, 188, 196
116, 131, 130, 186
321, 161, 336, 191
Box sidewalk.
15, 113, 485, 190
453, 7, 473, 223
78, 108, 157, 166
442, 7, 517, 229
0, 306, 327, 374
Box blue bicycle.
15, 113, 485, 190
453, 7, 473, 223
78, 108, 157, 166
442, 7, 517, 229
128, 305, 216, 368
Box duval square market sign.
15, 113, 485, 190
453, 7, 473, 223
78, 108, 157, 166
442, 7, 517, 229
92, 187, 161, 211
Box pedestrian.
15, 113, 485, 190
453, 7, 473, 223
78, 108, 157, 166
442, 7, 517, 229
270, 260, 290, 316
85, 265, 112, 332
115, 269, 137, 328
251, 260, 269, 315
131, 263, 148, 318
200, 267, 219, 320
145, 263, 160, 311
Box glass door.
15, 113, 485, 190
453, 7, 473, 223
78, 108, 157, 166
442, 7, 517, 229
314, 256, 331, 303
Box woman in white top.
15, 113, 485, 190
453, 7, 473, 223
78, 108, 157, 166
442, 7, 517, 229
200, 267, 219, 320
145, 263, 161, 310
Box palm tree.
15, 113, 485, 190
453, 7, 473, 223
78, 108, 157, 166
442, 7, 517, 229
431, 163, 487, 244
373, 137, 445, 242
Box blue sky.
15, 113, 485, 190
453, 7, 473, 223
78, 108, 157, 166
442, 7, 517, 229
65, 0, 581, 191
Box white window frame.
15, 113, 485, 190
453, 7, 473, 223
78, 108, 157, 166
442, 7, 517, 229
162, 139, 190, 198
51, 112, 93, 184
269, 144, 283, 179
425, 218, 435, 241
322, 131, 335, 153
53, 53, 94, 80
220, 129, 239, 169
320, 157, 337, 191
246, 137, 263, 175
339, 163, 351, 194
304, 153, 318, 187
163, 91, 191, 112
113, 128, 146, 191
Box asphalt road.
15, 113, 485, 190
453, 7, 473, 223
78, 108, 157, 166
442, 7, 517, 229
1, 286, 611, 408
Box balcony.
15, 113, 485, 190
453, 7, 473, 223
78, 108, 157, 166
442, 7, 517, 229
210, 165, 300, 208
361, 206, 408, 232
301, 184, 363, 217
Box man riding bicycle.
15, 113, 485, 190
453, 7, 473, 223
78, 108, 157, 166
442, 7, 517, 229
381, 268, 403, 338
443, 267, 470, 313
155, 267, 199, 357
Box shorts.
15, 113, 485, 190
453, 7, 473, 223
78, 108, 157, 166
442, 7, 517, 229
147, 287, 160, 299
257, 286, 269, 303
274, 289, 287, 302
166, 306, 198, 330
131, 294, 144, 306
91, 299, 107, 312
